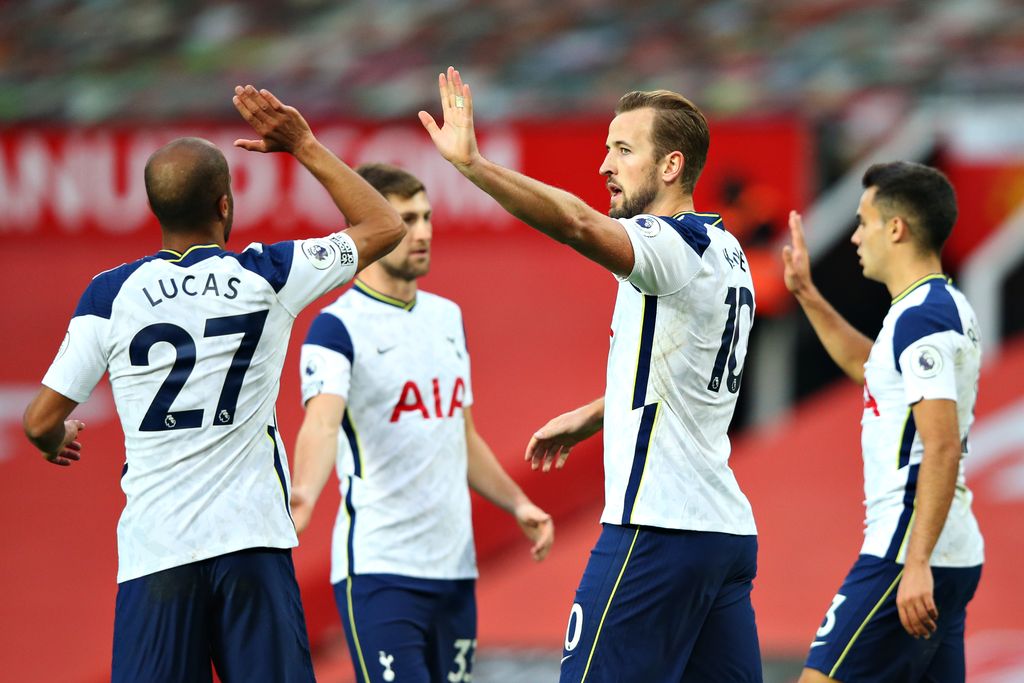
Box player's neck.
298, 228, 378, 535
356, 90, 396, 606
647, 191, 694, 217
884, 253, 945, 299
357, 269, 418, 304
161, 228, 224, 254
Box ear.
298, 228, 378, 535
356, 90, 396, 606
218, 194, 230, 220
889, 215, 911, 243
661, 151, 685, 185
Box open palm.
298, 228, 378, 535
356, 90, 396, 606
418, 66, 480, 169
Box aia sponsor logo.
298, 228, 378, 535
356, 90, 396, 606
390, 377, 466, 422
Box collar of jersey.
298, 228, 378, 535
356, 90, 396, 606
891, 273, 950, 304
672, 211, 724, 227
156, 244, 223, 266
353, 279, 416, 311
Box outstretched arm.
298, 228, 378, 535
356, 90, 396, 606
783, 210, 873, 384
464, 408, 553, 561
291, 393, 346, 534
232, 85, 405, 271
23, 387, 85, 467
896, 398, 962, 638
419, 67, 634, 277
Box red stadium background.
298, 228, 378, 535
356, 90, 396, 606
2, 119, 1022, 682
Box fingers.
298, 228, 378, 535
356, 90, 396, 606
259, 88, 285, 111
438, 71, 451, 117
233, 138, 268, 153
556, 445, 571, 469
418, 111, 439, 135
898, 596, 938, 638
788, 210, 807, 249
532, 519, 554, 561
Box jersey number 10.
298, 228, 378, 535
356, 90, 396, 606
707, 286, 754, 394
129, 310, 269, 431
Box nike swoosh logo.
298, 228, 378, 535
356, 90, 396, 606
810, 641, 827, 648
377, 346, 396, 354
561, 655, 573, 664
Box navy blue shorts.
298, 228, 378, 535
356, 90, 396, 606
805, 554, 982, 682
112, 547, 314, 683
334, 573, 477, 683
559, 523, 761, 683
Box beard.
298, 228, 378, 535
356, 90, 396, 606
609, 171, 659, 219
381, 255, 430, 282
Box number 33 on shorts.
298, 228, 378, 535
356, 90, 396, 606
448, 638, 476, 682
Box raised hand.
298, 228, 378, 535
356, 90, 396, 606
232, 85, 314, 154
418, 66, 481, 170
782, 210, 815, 298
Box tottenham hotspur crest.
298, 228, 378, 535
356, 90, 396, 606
378, 651, 396, 681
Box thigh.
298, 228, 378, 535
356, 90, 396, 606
560, 526, 750, 683
682, 536, 762, 683
112, 563, 213, 683
427, 579, 478, 683
804, 555, 981, 683
208, 548, 315, 683
920, 565, 982, 683
335, 574, 437, 683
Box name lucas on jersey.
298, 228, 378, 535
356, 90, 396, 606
142, 274, 242, 307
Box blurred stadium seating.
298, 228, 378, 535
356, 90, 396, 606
2, 2, 1023, 681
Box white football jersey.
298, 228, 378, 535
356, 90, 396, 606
860, 274, 984, 567
300, 282, 476, 583
601, 212, 757, 535
42, 233, 359, 582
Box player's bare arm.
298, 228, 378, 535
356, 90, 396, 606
525, 397, 604, 472
22, 387, 85, 466
783, 210, 873, 384
419, 67, 635, 277
232, 85, 405, 272
897, 397, 962, 638
464, 407, 554, 561
291, 393, 347, 534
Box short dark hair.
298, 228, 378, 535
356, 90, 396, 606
862, 161, 957, 254
615, 90, 710, 195
355, 163, 425, 199
144, 137, 230, 232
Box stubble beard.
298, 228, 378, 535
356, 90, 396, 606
609, 172, 659, 220
381, 257, 429, 282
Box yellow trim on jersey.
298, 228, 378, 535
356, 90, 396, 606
628, 402, 662, 525
345, 576, 372, 683
672, 210, 721, 222
829, 570, 904, 678
890, 274, 948, 304
353, 279, 416, 311
581, 528, 641, 682
158, 244, 220, 262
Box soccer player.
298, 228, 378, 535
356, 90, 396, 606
290, 162, 555, 683
782, 161, 984, 682
421, 67, 761, 681
20, 86, 405, 682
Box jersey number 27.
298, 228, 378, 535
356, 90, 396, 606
129, 310, 269, 431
